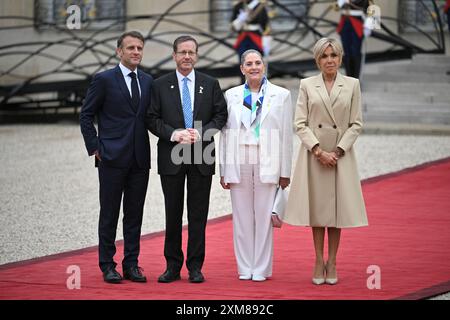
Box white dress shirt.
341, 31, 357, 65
176, 69, 195, 111
119, 63, 141, 97
171, 69, 200, 142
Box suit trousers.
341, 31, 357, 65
230, 145, 277, 278
97, 156, 149, 272
340, 18, 363, 78
160, 164, 212, 273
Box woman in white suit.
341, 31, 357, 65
284, 38, 368, 285
219, 49, 293, 282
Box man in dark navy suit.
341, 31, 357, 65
80, 31, 152, 284
146, 35, 227, 283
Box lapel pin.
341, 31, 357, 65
199, 86, 204, 94
170, 85, 174, 89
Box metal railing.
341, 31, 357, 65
0, 0, 445, 116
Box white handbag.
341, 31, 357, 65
271, 186, 288, 228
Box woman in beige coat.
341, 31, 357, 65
284, 38, 368, 285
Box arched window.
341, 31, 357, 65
398, 0, 441, 32
210, 0, 309, 32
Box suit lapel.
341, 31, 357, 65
315, 73, 337, 125
231, 87, 243, 125
260, 81, 275, 125
193, 71, 204, 120
167, 72, 184, 119
137, 71, 147, 113
330, 72, 344, 108
114, 66, 134, 111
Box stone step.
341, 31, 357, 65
366, 103, 450, 113
413, 54, 450, 65
362, 81, 450, 93
362, 122, 450, 135
362, 73, 450, 83
364, 110, 450, 119
362, 91, 450, 104
363, 56, 450, 75
363, 110, 450, 125
362, 99, 450, 110
357, 55, 450, 127
377, 64, 450, 75
363, 104, 450, 114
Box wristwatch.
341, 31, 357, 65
335, 147, 345, 158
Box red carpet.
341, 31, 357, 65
1, 158, 450, 300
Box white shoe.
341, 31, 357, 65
325, 277, 338, 285
312, 262, 326, 285
239, 274, 252, 280
312, 277, 325, 285
325, 262, 338, 285
252, 275, 266, 282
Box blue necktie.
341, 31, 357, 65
182, 77, 193, 128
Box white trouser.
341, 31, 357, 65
230, 145, 277, 278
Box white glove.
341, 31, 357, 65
364, 17, 374, 37
248, 0, 260, 10
237, 10, 248, 23
262, 35, 272, 57
337, 0, 348, 8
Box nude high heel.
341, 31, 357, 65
312, 263, 325, 285
325, 262, 338, 285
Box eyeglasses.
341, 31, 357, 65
175, 51, 197, 57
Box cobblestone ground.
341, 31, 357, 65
1, 124, 449, 298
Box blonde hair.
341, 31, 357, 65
313, 37, 343, 70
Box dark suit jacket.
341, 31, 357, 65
146, 70, 227, 176
80, 65, 153, 169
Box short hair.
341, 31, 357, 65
117, 31, 145, 48
240, 49, 263, 66
173, 35, 199, 53
312, 37, 343, 69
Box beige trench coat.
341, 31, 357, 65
284, 72, 368, 228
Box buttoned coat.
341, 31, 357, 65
219, 81, 294, 184
80, 65, 152, 169
284, 72, 368, 228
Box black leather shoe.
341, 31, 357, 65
103, 267, 122, 284
123, 266, 147, 283
188, 270, 205, 283
157, 269, 181, 283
